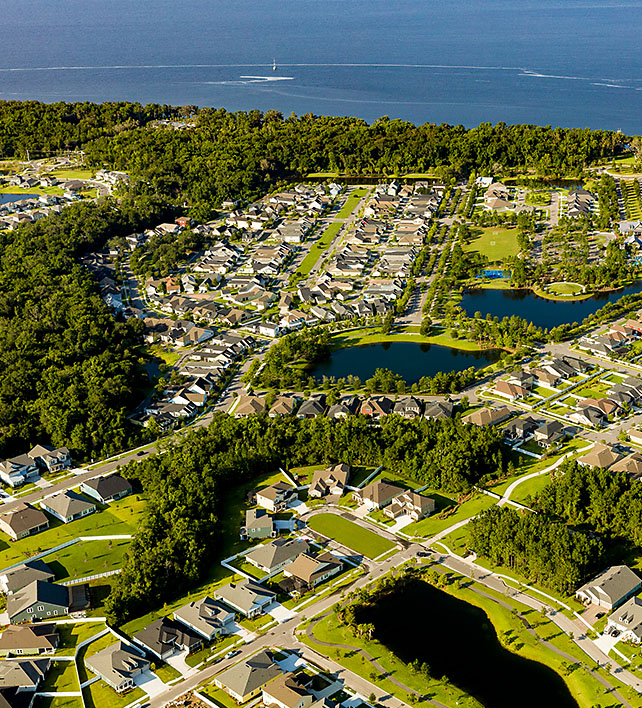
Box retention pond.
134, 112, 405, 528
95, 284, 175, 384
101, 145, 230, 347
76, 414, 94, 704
358, 579, 578, 708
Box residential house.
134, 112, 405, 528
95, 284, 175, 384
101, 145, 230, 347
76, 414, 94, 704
80, 474, 132, 504
297, 397, 327, 419
606, 596, 642, 643
262, 672, 315, 708
214, 580, 276, 618
493, 380, 529, 401
424, 401, 454, 420
282, 552, 342, 592
27, 445, 71, 473
0, 560, 55, 596
393, 397, 424, 419
360, 397, 393, 419
233, 395, 267, 418
240, 508, 276, 541
244, 538, 309, 575
610, 452, 642, 479
0, 658, 50, 706
0, 504, 49, 541
0, 625, 59, 657
40, 491, 96, 524
576, 565, 642, 610
133, 617, 202, 661
569, 404, 607, 428
84, 642, 149, 693
384, 491, 435, 521
533, 420, 566, 448
353, 480, 405, 510
255, 481, 297, 512
0, 455, 39, 488
7, 581, 71, 623
173, 596, 236, 641
327, 397, 360, 420
503, 416, 539, 443
308, 464, 350, 499
577, 443, 622, 469
268, 396, 298, 417
214, 649, 282, 703
462, 406, 512, 427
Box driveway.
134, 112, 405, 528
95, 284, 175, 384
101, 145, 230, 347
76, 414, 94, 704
593, 632, 620, 655
266, 602, 297, 624
166, 649, 197, 678
134, 670, 167, 697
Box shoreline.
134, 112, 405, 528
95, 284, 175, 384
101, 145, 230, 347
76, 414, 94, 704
468, 280, 639, 303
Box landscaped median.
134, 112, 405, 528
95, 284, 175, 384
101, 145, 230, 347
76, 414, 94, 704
306, 513, 395, 559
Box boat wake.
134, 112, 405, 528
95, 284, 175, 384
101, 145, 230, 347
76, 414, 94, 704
201, 75, 294, 86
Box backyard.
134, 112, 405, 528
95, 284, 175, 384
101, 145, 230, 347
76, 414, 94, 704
307, 513, 394, 559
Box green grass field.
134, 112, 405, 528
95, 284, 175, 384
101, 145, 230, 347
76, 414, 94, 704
54, 622, 107, 653
622, 179, 642, 219
42, 661, 79, 692
307, 513, 394, 558
297, 222, 343, 277
50, 169, 95, 180
335, 188, 369, 219
46, 539, 131, 580
83, 681, 145, 708
36, 698, 83, 708
547, 282, 584, 296
462, 226, 520, 263
525, 191, 551, 206
0, 494, 146, 569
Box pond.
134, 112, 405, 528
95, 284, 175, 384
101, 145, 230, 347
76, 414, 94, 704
0, 192, 37, 204
358, 579, 578, 708
310, 341, 502, 383
460, 281, 642, 330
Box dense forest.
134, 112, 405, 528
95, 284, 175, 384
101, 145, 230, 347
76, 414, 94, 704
0, 197, 173, 458
467, 461, 642, 594
106, 412, 505, 622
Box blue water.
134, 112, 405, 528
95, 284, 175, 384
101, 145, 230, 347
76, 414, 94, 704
0, 193, 35, 204
461, 281, 642, 329
0, 1, 642, 131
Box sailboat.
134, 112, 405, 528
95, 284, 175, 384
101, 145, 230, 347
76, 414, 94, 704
273, 58, 277, 72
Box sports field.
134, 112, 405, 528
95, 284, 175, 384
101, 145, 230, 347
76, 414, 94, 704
462, 226, 520, 263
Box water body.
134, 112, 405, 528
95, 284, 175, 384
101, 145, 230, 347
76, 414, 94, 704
0, 193, 34, 204
460, 282, 642, 330
311, 342, 502, 383
1, 1, 642, 131
358, 579, 578, 708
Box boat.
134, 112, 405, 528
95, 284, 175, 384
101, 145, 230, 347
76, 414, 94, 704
273, 58, 277, 72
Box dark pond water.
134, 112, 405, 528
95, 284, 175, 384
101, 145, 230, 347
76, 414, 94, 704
0, 192, 35, 204
358, 579, 578, 708
461, 281, 642, 330
311, 341, 502, 383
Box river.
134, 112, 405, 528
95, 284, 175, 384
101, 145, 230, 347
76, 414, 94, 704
311, 341, 501, 383
358, 579, 578, 708
460, 282, 642, 330
0, 1, 641, 131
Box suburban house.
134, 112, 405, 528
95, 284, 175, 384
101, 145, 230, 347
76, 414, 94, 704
0, 657, 50, 703
533, 420, 566, 448
240, 508, 276, 541
296, 398, 327, 419
268, 396, 299, 417
214, 579, 276, 618
173, 596, 236, 640
383, 491, 435, 521
0, 455, 39, 488
308, 464, 350, 498
133, 617, 202, 661
352, 480, 405, 510
493, 380, 529, 401
282, 552, 342, 592
503, 417, 538, 443
569, 405, 606, 428
7, 581, 70, 623
576, 565, 642, 610
255, 481, 297, 512
606, 596, 642, 643
214, 649, 282, 703
234, 395, 267, 418
0, 504, 49, 541
424, 401, 454, 420
0, 560, 54, 595
27, 445, 72, 473
39, 491, 96, 524
84, 642, 149, 693
393, 397, 424, 418
0, 625, 59, 657
262, 672, 319, 708
360, 397, 393, 419
244, 538, 309, 575
611, 452, 642, 479
577, 443, 623, 470
462, 406, 511, 427
80, 474, 132, 504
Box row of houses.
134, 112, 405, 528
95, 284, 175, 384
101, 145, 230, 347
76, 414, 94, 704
233, 393, 455, 421
0, 445, 72, 488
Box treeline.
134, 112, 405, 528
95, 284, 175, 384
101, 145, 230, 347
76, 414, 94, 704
0, 197, 172, 458
467, 505, 603, 595
106, 413, 505, 622
468, 461, 642, 594
78, 107, 626, 216
0, 100, 180, 158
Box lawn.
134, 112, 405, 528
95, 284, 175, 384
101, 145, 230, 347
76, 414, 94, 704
525, 191, 552, 206
36, 699, 83, 708
154, 661, 182, 682
50, 169, 95, 180
297, 222, 343, 277
404, 492, 497, 539
201, 684, 253, 708
0, 494, 145, 569
42, 661, 79, 692
331, 326, 489, 353
54, 622, 107, 653
83, 681, 145, 708
306, 513, 394, 559
462, 226, 520, 263
46, 539, 130, 581
335, 188, 369, 219
547, 282, 584, 296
